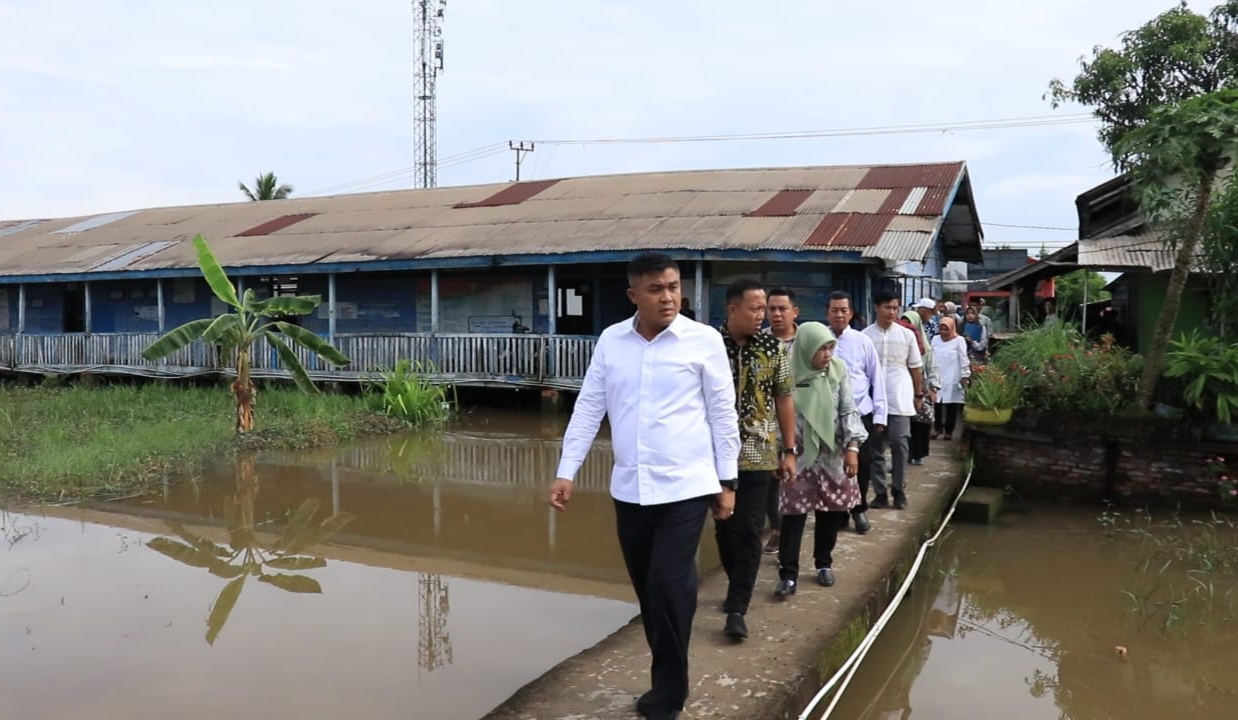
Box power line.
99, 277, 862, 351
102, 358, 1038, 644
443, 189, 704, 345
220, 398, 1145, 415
529, 113, 1096, 147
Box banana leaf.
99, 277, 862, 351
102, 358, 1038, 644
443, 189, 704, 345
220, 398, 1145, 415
142, 318, 214, 360
276, 322, 350, 366
193, 235, 240, 309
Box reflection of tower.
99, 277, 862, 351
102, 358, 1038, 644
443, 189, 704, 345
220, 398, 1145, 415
418, 573, 452, 671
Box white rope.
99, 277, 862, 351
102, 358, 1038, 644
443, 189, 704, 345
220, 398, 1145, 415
796, 462, 974, 720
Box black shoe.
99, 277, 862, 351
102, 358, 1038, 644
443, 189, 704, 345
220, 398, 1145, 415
893, 492, 907, 510
636, 691, 661, 716
817, 568, 836, 587
774, 579, 797, 599
852, 511, 870, 535
870, 494, 889, 509
724, 612, 748, 640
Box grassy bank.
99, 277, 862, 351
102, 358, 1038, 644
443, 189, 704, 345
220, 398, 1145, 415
0, 383, 405, 503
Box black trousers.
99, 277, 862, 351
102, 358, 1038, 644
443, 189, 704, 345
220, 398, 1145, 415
714, 470, 770, 615
777, 511, 849, 580
934, 402, 962, 436
765, 477, 781, 532
909, 420, 931, 461
615, 495, 712, 713
853, 413, 875, 513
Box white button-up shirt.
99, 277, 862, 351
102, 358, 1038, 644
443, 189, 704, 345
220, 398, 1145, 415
862, 322, 923, 417
834, 326, 888, 426
556, 313, 741, 505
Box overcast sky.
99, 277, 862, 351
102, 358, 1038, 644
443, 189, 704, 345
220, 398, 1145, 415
0, 0, 1215, 250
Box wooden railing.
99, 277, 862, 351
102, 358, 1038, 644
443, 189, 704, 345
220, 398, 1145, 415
0, 332, 596, 388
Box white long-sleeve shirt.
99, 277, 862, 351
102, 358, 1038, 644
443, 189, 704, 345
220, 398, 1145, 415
834, 326, 888, 426
555, 313, 741, 505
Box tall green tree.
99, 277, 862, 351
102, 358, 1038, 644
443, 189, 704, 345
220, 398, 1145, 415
142, 235, 350, 433
238, 172, 293, 201
1048, 0, 1238, 409
1054, 269, 1111, 319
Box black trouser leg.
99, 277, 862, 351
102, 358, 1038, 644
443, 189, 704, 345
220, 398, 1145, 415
765, 477, 781, 532
714, 470, 770, 615
933, 403, 945, 434
615, 495, 711, 713
777, 513, 808, 581
813, 511, 849, 569
910, 421, 930, 461
854, 413, 875, 513
943, 403, 961, 436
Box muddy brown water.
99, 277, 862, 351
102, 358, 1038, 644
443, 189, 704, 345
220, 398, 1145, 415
0, 411, 662, 720
827, 507, 1238, 720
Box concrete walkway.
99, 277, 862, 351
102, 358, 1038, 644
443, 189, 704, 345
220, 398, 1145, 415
484, 446, 967, 720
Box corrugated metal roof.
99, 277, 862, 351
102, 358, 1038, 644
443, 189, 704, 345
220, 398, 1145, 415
0, 162, 980, 279
1077, 232, 1179, 272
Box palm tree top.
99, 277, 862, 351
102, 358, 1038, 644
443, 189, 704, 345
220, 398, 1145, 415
239, 172, 293, 201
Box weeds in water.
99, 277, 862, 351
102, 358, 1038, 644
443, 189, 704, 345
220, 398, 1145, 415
0, 383, 394, 503
1099, 507, 1238, 635
364, 359, 455, 425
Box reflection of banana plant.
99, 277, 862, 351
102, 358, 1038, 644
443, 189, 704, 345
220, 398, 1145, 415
146, 463, 354, 645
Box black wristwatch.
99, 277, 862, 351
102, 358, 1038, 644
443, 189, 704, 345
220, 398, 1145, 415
782, 446, 799, 457
719, 478, 738, 491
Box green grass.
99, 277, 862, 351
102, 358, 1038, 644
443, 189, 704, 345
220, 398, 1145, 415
0, 382, 404, 503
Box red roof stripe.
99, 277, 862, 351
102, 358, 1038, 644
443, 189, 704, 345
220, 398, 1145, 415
745, 189, 814, 217
235, 213, 318, 237
455, 179, 560, 208
804, 213, 890, 248
856, 162, 963, 190
876, 188, 913, 215
915, 187, 952, 216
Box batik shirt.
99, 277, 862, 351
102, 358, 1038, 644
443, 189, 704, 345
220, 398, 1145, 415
721, 326, 794, 471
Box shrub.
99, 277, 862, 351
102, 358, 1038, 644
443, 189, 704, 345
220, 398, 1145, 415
990, 324, 1142, 415
364, 360, 454, 425
1163, 329, 1238, 424
965, 364, 1023, 410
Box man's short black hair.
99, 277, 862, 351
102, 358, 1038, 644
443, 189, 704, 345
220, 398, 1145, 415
767, 287, 797, 304
726, 279, 765, 304
827, 290, 852, 308
627, 253, 679, 285
875, 289, 900, 306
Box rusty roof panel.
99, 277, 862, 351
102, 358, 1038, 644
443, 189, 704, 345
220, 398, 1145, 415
833, 189, 892, 214
805, 213, 891, 248
877, 188, 913, 215
746, 189, 814, 217
914, 186, 952, 216
455, 179, 560, 208
857, 162, 963, 190
236, 213, 318, 237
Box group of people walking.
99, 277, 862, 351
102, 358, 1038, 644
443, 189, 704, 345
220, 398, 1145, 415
548, 253, 958, 720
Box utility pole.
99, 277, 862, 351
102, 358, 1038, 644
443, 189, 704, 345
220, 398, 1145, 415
509, 141, 535, 181
413, 0, 447, 189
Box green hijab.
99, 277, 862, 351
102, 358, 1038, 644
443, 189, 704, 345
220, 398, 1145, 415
790, 322, 847, 461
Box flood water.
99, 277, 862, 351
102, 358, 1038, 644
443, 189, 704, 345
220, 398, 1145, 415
0, 411, 653, 720
828, 507, 1238, 720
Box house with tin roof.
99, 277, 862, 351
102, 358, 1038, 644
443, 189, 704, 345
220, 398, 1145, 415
0, 162, 983, 388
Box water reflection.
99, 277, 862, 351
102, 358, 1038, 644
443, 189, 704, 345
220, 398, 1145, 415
143, 456, 355, 645
831, 510, 1238, 720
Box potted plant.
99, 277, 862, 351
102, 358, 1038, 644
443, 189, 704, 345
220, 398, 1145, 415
1163, 330, 1238, 441
964, 364, 1022, 425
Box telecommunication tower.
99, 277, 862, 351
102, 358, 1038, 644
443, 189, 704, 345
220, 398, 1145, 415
413, 0, 447, 188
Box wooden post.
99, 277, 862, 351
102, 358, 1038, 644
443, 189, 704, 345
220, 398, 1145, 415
156, 278, 166, 333
17, 283, 25, 334
83, 281, 92, 334
547, 265, 557, 378
327, 272, 337, 344
430, 269, 440, 333
695, 260, 704, 324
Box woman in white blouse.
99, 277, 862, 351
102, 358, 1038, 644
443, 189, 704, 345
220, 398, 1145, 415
930, 317, 971, 440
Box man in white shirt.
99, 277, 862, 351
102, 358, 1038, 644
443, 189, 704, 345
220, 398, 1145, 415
550, 253, 740, 720
861, 289, 925, 510
826, 290, 887, 533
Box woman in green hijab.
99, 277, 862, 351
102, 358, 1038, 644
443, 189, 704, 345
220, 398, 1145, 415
775, 322, 868, 597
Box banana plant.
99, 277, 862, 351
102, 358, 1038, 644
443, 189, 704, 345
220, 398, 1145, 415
145, 459, 355, 645
141, 235, 350, 433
